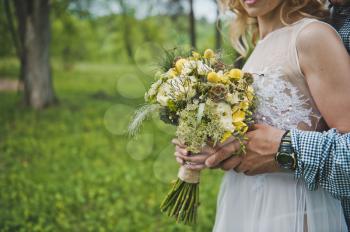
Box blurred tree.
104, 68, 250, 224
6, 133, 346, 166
0, 0, 16, 57
214, 0, 222, 49
2, 0, 19, 58
51, 0, 89, 69
117, 0, 135, 62
189, 0, 196, 48
9, 0, 57, 108
162, 0, 196, 48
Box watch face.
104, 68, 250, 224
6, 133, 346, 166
277, 153, 294, 168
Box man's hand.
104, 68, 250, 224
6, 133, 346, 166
173, 124, 286, 175
330, 0, 350, 6
234, 124, 285, 175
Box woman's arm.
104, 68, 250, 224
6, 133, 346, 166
297, 22, 350, 132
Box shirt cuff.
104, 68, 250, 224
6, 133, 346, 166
290, 128, 320, 191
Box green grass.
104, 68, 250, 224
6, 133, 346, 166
0, 60, 223, 231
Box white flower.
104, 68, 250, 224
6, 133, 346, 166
182, 60, 197, 75
156, 76, 196, 106
217, 70, 224, 77
164, 69, 177, 79
216, 102, 235, 132
197, 61, 212, 75
156, 88, 171, 106
225, 92, 240, 105
188, 75, 197, 83
145, 79, 163, 101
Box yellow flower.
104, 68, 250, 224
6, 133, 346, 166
204, 49, 215, 59
168, 68, 177, 78
229, 69, 243, 80
192, 51, 201, 60
234, 121, 248, 134
220, 74, 230, 84
240, 101, 250, 110
246, 86, 255, 101
207, 72, 220, 83
232, 110, 246, 123
175, 58, 187, 73
220, 131, 232, 143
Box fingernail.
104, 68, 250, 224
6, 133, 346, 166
205, 159, 213, 167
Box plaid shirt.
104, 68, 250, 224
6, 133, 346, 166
291, 129, 350, 230
330, 5, 350, 53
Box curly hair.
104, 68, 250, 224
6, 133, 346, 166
219, 0, 329, 57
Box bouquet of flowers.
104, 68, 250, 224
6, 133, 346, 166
129, 48, 256, 225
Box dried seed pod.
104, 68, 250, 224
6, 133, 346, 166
212, 61, 226, 72
209, 84, 228, 102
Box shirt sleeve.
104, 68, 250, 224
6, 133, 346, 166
342, 198, 350, 230
291, 128, 350, 198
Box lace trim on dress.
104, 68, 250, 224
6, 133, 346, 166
251, 67, 312, 130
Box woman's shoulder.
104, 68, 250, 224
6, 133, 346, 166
296, 18, 343, 54
295, 18, 349, 81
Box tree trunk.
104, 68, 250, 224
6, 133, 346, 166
118, 0, 134, 62
215, 3, 222, 50
13, 0, 56, 109
3, 0, 21, 59
122, 14, 134, 62
189, 0, 196, 49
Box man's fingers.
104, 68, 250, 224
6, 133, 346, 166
220, 156, 243, 171
205, 140, 240, 167
244, 158, 279, 176
215, 136, 235, 149
235, 154, 273, 173
201, 145, 216, 155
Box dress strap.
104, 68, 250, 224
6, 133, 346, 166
288, 18, 318, 79
289, 18, 344, 79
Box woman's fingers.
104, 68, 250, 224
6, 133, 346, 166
176, 156, 184, 165
171, 138, 186, 148
175, 145, 189, 156
184, 163, 206, 171
174, 151, 209, 164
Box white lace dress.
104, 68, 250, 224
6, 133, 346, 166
213, 18, 348, 232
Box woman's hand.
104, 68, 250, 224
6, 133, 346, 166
172, 137, 243, 171
172, 139, 213, 171
172, 138, 241, 170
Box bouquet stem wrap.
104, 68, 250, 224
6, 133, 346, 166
160, 166, 200, 225
178, 166, 200, 183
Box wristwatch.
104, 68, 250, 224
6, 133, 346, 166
275, 130, 297, 170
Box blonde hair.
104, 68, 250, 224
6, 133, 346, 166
219, 0, 329, 57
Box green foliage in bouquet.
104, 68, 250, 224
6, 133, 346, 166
176, 101, 226, 153
159, 48, 193, 72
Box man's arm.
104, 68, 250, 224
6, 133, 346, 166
291, 128, 350, 198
